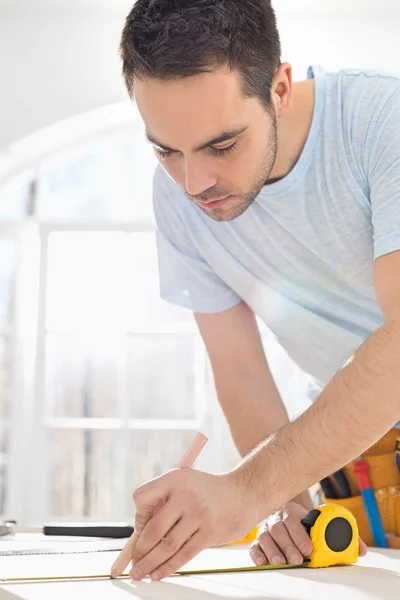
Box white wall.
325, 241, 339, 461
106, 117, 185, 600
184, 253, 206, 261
0, 3, 131, 151
0, 0, 399, 151
276, 11, 400, 80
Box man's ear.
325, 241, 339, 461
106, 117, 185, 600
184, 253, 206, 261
271, 62, 293, 118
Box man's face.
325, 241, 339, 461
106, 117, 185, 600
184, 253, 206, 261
134, 66, 277, 221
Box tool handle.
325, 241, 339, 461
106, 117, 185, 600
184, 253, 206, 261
360, 489, 388, 548
353, 457, 372, 491
43, 525, 134, 538
332, 470, 351, 498
320, 478, 336, 498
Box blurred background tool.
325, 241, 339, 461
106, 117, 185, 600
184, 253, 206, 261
320, 477, 337, 498
332, 470, 352, 498
395, 438, 400, 473
353, 457, 388, 548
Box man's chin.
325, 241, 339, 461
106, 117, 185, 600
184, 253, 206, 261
199, 199, 253, 222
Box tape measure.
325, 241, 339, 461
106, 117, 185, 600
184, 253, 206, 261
301, 503, 359, 567
226, 503, 359, 569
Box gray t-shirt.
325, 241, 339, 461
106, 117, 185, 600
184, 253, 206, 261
153, 65, 400, 389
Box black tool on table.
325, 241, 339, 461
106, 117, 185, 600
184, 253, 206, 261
0, 520, 134, 538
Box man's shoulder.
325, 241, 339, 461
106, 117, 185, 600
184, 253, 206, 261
316, 66, 400, 142
316, 64, 400, 84
327, 66, 400, 105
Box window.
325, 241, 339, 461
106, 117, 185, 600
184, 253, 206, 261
40, 230, 205, 519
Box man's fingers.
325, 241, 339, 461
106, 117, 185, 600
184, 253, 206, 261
249, 504, 314, 570
148, 532, 205, 581
264, 522, 304, 565
129, 517, 198, 580
253, 530, 287, 565
110, 531, 139, 578
111, 511, 156, 578
132, 502, 183, 563
249, 541, 269, 566
359, 536, 368, 557
111, 509, 157, 578
281, 514, 313, 556
134, 513, 149, 537
133, 494, 167, 534
111, 489, 169, 578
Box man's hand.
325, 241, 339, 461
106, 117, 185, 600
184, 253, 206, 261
249, 502, 368, 566
111, 468, 256, 581
250, 503, 312, 566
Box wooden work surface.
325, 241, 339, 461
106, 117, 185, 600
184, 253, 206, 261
1, 545, 399, 600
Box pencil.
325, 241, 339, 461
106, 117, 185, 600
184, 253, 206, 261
110, 431, 208, 578
177, 432, 208, 468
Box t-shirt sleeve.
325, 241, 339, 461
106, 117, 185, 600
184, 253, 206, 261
152, 167, 241, 314
368, 82, 400, 260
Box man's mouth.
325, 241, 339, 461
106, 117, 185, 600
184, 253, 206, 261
197, 195, 232, 209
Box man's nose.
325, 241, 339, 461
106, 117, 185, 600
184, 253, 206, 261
184, 156, 218, 198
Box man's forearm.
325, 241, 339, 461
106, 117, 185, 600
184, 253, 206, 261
215, 374, 313, 510
215, 374, 289, 457
232, 319, 400, 523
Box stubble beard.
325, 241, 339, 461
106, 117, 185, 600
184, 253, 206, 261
194, 116, 278, 222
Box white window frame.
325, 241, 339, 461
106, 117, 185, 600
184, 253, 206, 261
2, 219, 41, 522
26, 222, 208, 524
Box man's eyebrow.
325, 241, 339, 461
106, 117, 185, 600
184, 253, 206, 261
145, 124, 249, 153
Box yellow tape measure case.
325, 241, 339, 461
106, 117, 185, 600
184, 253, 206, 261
301, 504, 359, 568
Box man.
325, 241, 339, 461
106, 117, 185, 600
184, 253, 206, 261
112, 0, 400, 581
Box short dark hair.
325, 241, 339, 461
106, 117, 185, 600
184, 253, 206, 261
120, 0, 281, 109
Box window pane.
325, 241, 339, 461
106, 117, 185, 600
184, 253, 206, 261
127, 430, 197, 490
0, 428, 7, 515
48, 429, 122, 519
0, 180, 28, 220
46, 232, 128, 332
46, 231, 194, 332
127, 233, 194, 328
45, 335, 123, 418
0, 238, 17, 330
128, 334, 196, 419
38, 133, 157, 222
0, 336, 12, 420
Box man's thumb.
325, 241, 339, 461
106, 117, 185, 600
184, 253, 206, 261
133, 478, 169, 535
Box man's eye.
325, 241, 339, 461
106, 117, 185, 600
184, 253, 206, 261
154, 141, 238, 160
210, 141, 238, 156
154, 147, 175, 159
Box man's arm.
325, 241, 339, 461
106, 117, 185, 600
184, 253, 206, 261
194, 301, 313, 511
195, 302, 287, 456
233, 251, 400, 523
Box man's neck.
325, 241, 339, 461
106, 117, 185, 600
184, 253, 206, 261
268, 79, 315, 182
